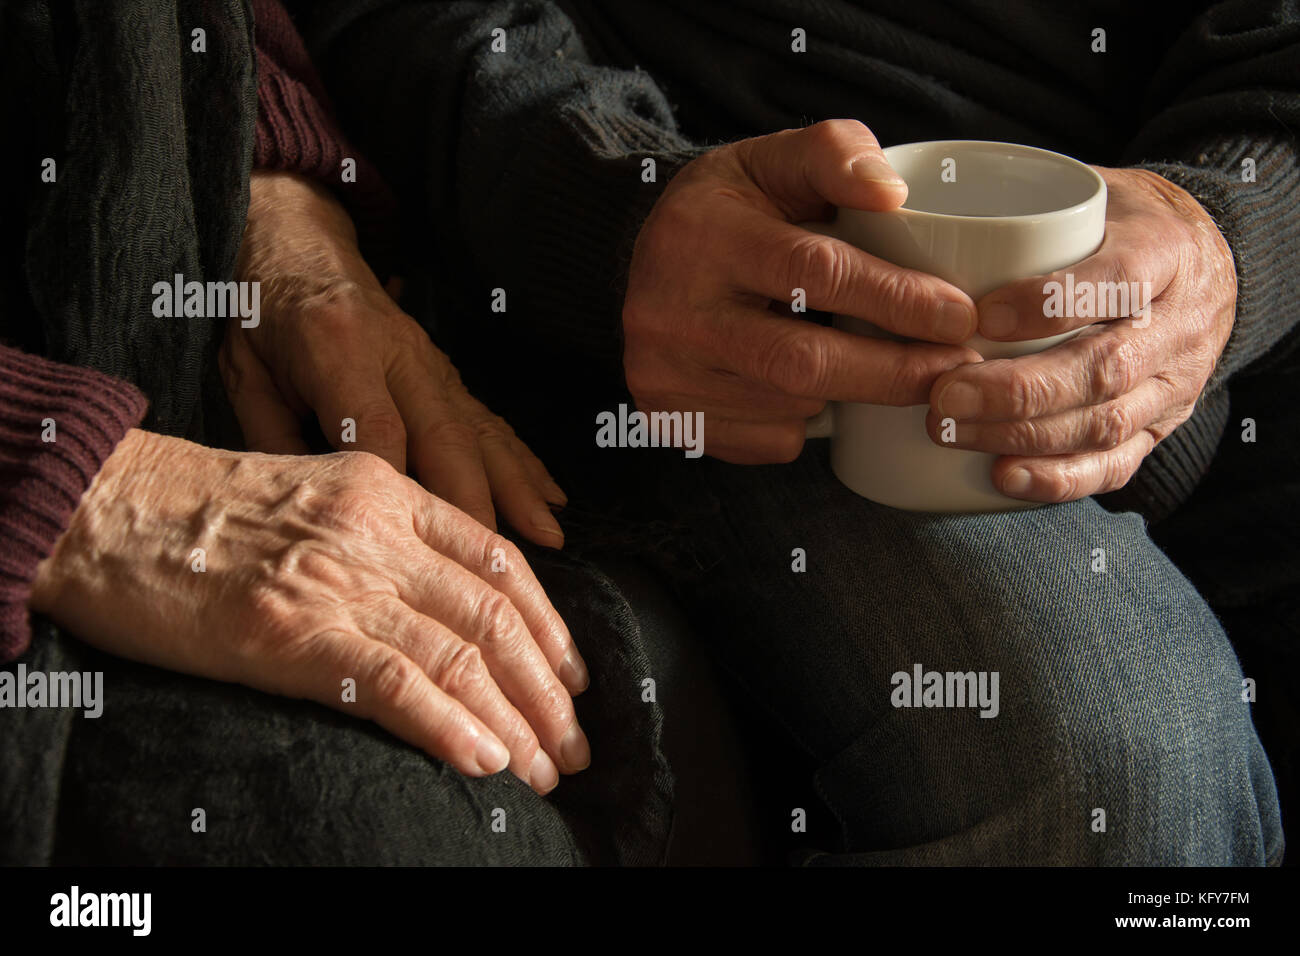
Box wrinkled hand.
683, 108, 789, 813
222, 170, 566, 546
927, 167, 1236, 501
30, 430, 591, 793
623, 120, 982, 463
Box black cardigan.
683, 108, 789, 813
296, 0, 1300, 522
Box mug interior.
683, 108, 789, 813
885, 141, 1101, 218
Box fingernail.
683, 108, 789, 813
1002, 467, 1033, 496
475, 733, 510, 775
850, 156, 905, 186
937, 300, 975, 340
530, 748, 560, 793
543, 480, 568, 507
559, 645, 590, 693
937, 381, 981, 420
560, 722, 592, 772
532, 508, 564, 541
980, 302, 1018, 338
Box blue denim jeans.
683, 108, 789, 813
627, 446, 1285, 865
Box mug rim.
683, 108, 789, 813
878, 139, 1107, 225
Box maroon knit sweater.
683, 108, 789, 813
0, 0, 387, 663
252, 0, 398, 270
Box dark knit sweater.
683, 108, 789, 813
0, 0, 363, 663
296, 0, 1300, 522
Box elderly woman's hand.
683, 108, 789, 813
926, 166, 1236, 501
222, 170, 567, 547
30, 430, 591, 794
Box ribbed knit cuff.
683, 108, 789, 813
1098, 385, 1230, 524
0, 345, 148, 662
1130, 131, 1300, 389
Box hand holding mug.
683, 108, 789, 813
622, 120, 982, 465
926, 167, 1236, 503
807, 140, 1108, 511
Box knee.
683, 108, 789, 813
1039, 634, 1279, 865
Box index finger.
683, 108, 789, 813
386, 349, 498, 531
930, 315, 1178, 423
975, 224, 1178, 340
711, 304, 981, 405
725, 205, 978, 343
298, 339, 409, 472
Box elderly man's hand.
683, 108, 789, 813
623, 120, 983, 463
222, 170, 567, 547
925, 167, 1236, 502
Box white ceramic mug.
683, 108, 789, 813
804, 140, 1107, 512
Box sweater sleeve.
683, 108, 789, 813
0, 344, 148, 663
293, 0, 707, 378
1123, 0, 1300, 389
252, 0, 400, 275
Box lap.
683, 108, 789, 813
1, 547, 673, 866
637, 445, 1280, 863
648, 446, 1229, 754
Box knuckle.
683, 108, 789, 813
390, 314, 433, 351
1102, 454, 1136, 492
1005, 371, 1044, 419
621, 298, 655, 342
621, 349, 656, 399
763, 330, 828, 394
882, 362, 917, 405
371, 650, 425, 710
354, 404, 408, 450
785, 235, 848, 301
1161, 404, 1195, 434
806, 119, 843, 151
1041, 469, 1078, 503
878, 268, 927, 314
303, 301, 360, 340
640, 197, 700, 262
529, 684, 574, 728
339, 450, 394, 482
474, 417, 515, 445
423, 419, 478, 453
479, 533, 524, 578
1089, 403, 1133, 450
1103, 257, 1137, 308
1090, 336, 1140, 397
431, 641, 486, 696
1012, 417, 1050, 455
314, 483, 378, 529
470, 588, 520, 649
807, 118, 867, 151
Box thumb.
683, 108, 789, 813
737, 119, 907, 221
